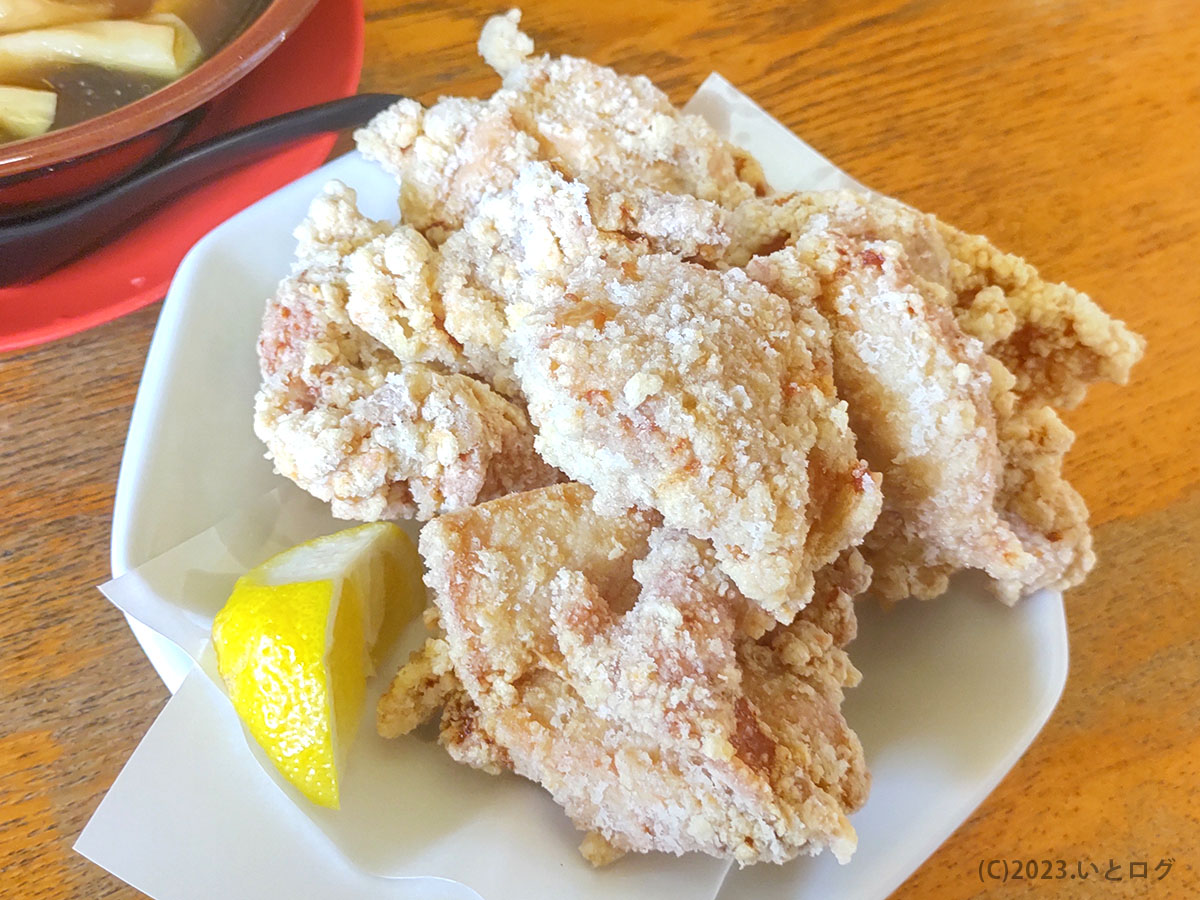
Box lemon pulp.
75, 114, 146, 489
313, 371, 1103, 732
212, 522, 423, 808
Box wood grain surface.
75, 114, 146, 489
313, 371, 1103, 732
2, 1, 1197, 897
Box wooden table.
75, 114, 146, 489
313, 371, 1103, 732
2, 1, 1197, 896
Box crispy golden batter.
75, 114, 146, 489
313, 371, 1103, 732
355, 9, 763, 245
729, 191, 1145, 408
439, 163, 881, 619
342, 11, 1139, 606
736, 191, 1141, 601
291, 180, 460, 367
376, 637, 457, 739
392, 483, 868, 865
431, 167, 736, 393
375, 635, 512, 773
253, 182, 559, 520
343, 225, 462, 369
936, 219, 1145, 409
745, 236, 1036, 601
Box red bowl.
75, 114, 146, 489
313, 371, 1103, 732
0, 0, 319, 220
0, 0, 363, 354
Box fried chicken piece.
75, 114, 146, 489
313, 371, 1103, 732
355, 9, 764, 245
253, 182, 559, 520
439, 163, 881, 618
746, 237, 1031, 600
729, 191, 1145, 409
742, 202, 1106, 602
403, 482, 868, 865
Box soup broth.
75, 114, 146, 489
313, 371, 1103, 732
0, 0, 269, 144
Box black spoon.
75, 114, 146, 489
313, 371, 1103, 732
0, 92, 401, 286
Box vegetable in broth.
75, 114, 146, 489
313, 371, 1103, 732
0, 0, 268, 144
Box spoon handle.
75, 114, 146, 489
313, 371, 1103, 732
0, 93, 400, 286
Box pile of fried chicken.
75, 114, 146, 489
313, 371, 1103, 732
253, 10, 1143, 869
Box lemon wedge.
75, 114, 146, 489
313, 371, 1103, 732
212, 523, 423, 808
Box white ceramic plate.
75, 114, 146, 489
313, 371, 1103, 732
104, 78, 1068, 900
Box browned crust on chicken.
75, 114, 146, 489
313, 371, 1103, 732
392, 483, 869, 865
733, 190, 1141, 602
253, 182, 561, 521
355, 9, 764, 246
